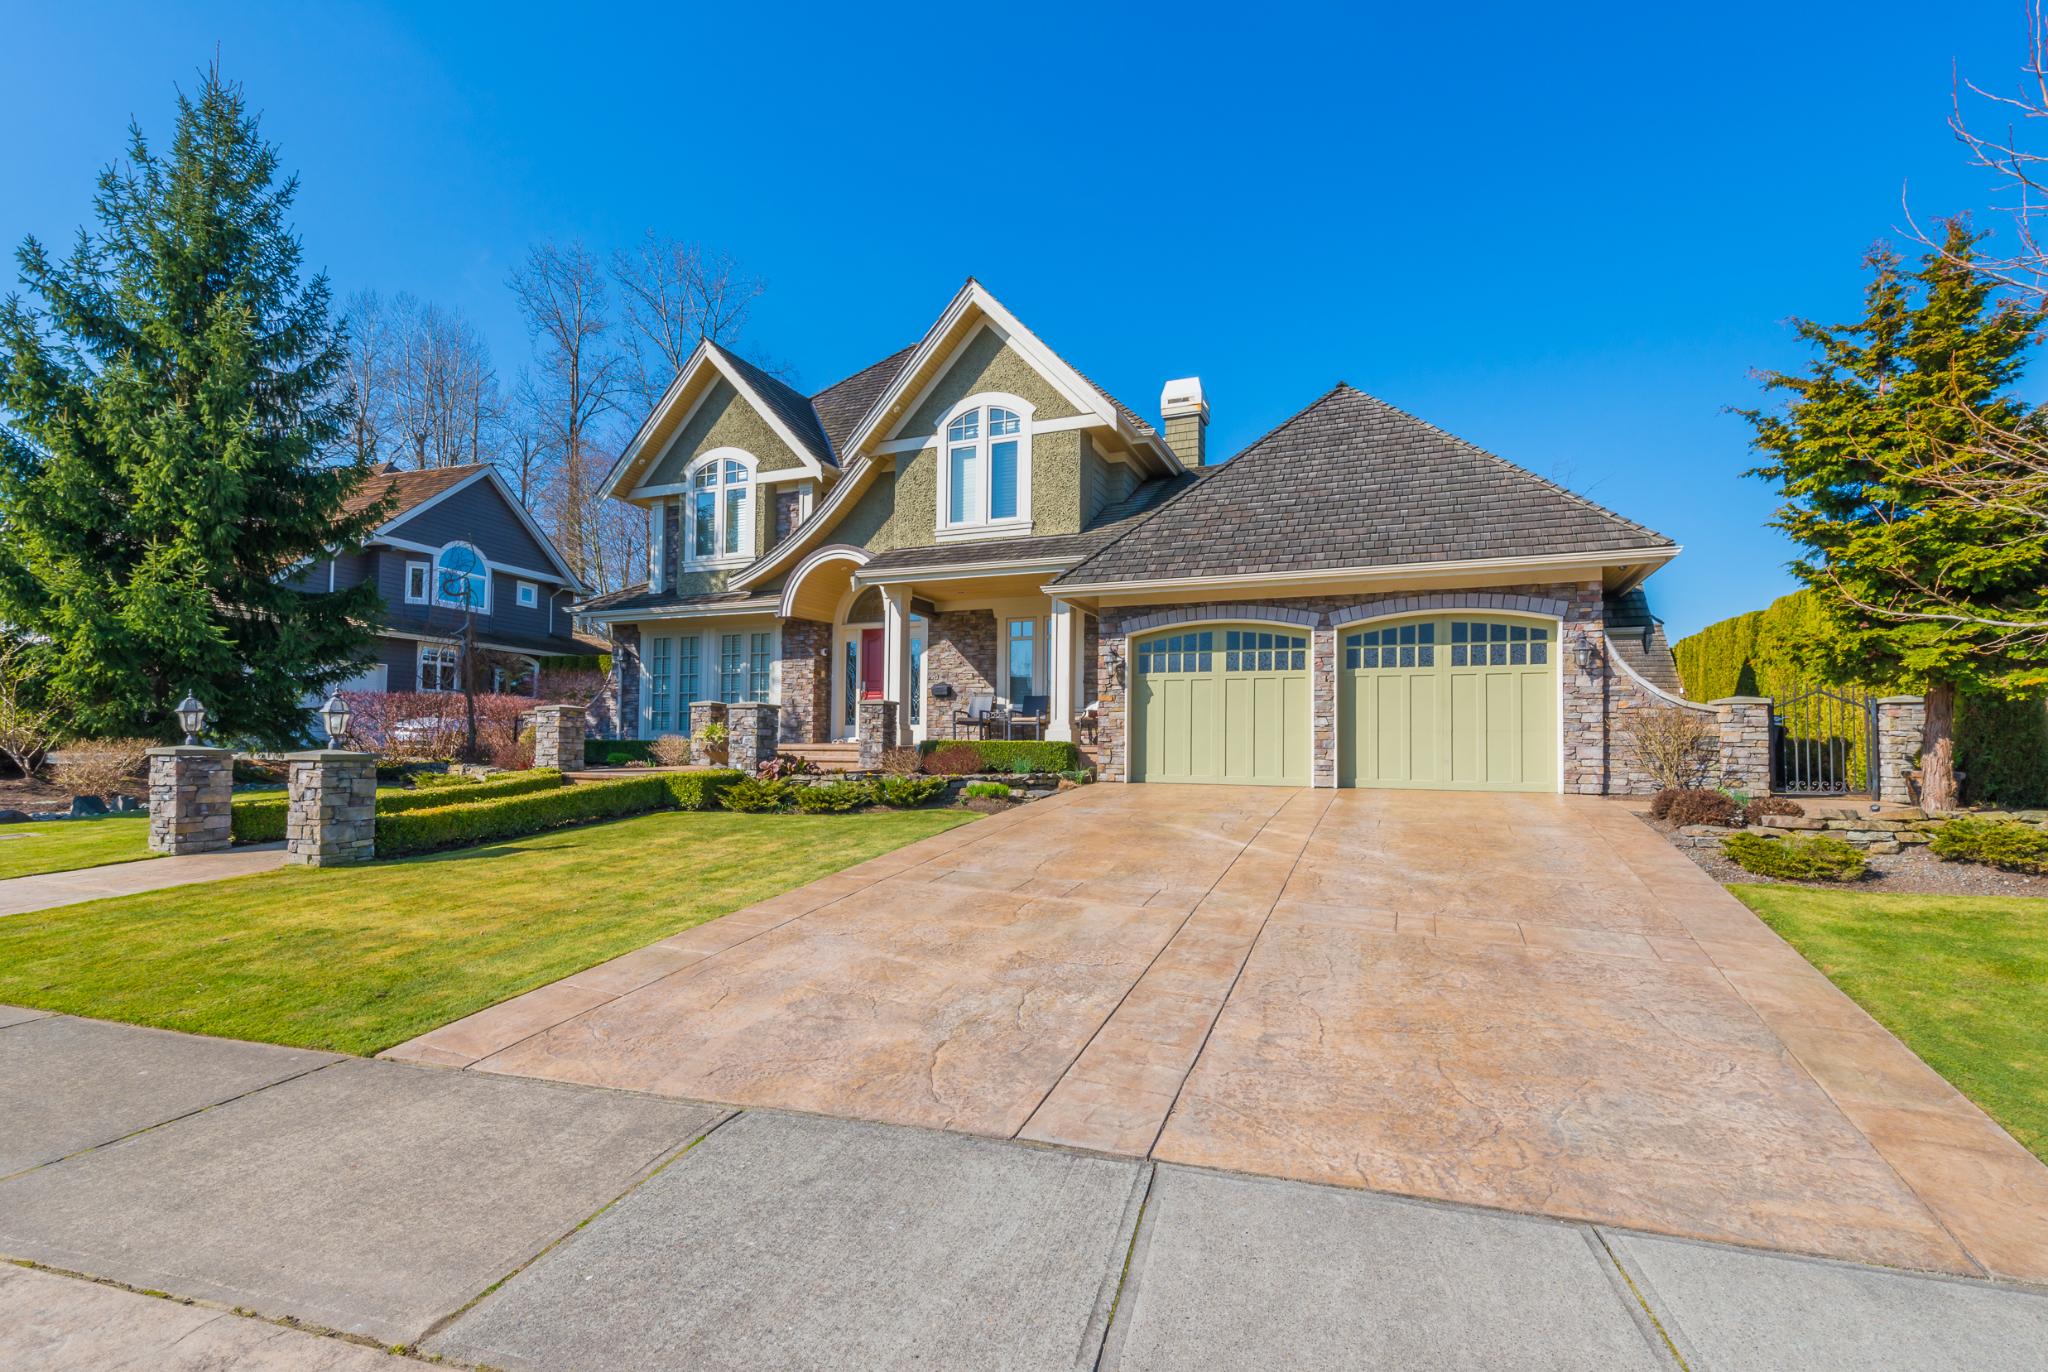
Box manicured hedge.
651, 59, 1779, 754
1954, 695, 2048, 809
378, 776, 674, 857
1929, 816, 2048, 873
915, 739, 1082, 772
662, 769, 745, 811
382, 770, 564, 811
230, 794, 289, 844
585, 739, 654, 767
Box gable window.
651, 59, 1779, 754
433, 542, 490, 613
516, 580, 539, 609
404, 561, 430, 605
418, 645, 459, 693
687, 449, 755, 567
938, 395, 1032, 534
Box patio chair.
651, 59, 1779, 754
952, 691, 997, 739
1004, 694, 1051, 740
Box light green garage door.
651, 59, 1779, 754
1132, 626, 1310, 785
1339, 616, 1558, 792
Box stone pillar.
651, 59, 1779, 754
283, 750, 376, 866
689, 701, 728, 767
1311, 624, 1338, 788
146, 746, 233, 855
858, 699, 898, 771
728, 702, 779, 773
1876, 696, 1927, 808
1096, 625, 1129, 783
1710, 697, 1773, 795
531, 704, 586, 772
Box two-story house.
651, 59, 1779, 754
577, 280, 1685, 793
290, 463, 594, 695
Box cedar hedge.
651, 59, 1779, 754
1720, 831, 1867, 882
914, 739, 1082, 772
1929, 815, 2048, 873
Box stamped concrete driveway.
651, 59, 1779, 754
387, 784, 2048, 1283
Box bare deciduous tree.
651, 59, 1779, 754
1619, 704, 1717, 792
384, 293, 503, 471
611, 233, 766, 405
509, 241, 625, 582
340, 289, 391, 465
0, 639, 61, 779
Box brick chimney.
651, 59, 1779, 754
1160, 377, 1208, 467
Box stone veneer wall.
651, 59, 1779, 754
779, 618, 832, 744
857, 699, 898, 770
284, 751, 376, 866
689, 701, 727, 767
728, 702, 779, 772
531, 704, 586, 773
607, 624, 642, 740
146, 747, 233, 854
1095, 582, 1644, 791
924, 609, 998, 740
1876, 696, 1927, 808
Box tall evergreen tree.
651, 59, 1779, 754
1743, 221, 2048, 811
0, 66, 386, 744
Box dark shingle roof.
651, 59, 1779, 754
342, 463, 483, 522
808, 345, 918, 456
1057, 385, 1673, 586
714, 345, 838, 470
1604, 588, 1684, 694
860, 477, 1196, 575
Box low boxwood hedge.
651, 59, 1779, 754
914, 738, 1081, 772
1721, 831, 1867, 882
584, 739, 654, 767
230, 794, 289, 844
1929, 815, 2048, 873
378, 776, 675, 857
380, 769, 564, 812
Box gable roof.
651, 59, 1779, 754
711, 343, 838, 471
342, 463, 481, 521
1056, 384, 1675, 588
810, 345, 918, 455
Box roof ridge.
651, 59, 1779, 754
1335, 385, 1673, 546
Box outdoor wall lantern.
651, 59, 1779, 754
1572, 638, 1600, 676
320, 693, 353, 747
175, 692, 207, 746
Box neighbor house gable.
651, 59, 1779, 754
374, 467, 581, 586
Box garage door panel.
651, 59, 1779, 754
1341, 616, 1556, 792
1449, 672, 1481, 784
1133, 626, 1308, 786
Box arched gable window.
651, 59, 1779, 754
685, 448, 756, 566
937, 394, 1032, 534
433, 541, 490, 613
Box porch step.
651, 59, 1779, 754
782, 742, 862, 773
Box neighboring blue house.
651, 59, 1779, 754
287, 463, 595, 694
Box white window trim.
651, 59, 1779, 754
683, 447, 758, 571
417, 643, 460, 693
935, 392, 1034, 540
516, 579, 539, 609
432, 541, 492, 614
404, 560, 430, 606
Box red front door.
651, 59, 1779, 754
860, 628, 885, 700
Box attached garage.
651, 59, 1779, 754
1339, 615, 1558, 792
1131, 625, 1310, 785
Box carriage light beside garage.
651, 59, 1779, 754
320, 692, 352, 747
175, 692, 206, 746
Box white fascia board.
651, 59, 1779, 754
580, 599, 783, 626
599, 340, 713, 500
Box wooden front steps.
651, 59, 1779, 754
782, 742, 862, 773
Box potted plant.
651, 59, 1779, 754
695, 720, 729, 766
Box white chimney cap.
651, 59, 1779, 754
1160, 377, 1206, 417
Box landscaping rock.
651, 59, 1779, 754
0, 810, 28, 824
68, 795, 107, 817
1762, 814, 1825, 830
1896, 831, 1933, 844
1864, 841, 1903, 855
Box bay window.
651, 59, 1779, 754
939, 396, 1031, 533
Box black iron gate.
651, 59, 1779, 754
1771, 688, 1877, 796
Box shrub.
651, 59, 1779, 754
1059, 769, 1092, 785
876, 774, 948, 808
336, 689, 533, 764
1664, 788, 1740, 827
378, 769, 564, 813
879, 746, 923, 775
1007, 755, 1036, 775
1745, 795, 1805, 825
793, 780, 874, 813
584, 739, 654, 767
718, 777, 794, 813
659, 769, 744, 811
1929, 815, 2048, 873
411, 768, 485, 789
377, 776, 673, 857
963, 781, 1012, 800
1721, 831, 1867, 882
648, 734, 693, 767
757, 755, 820, 780
917, 739, 1082, 773
922, 743, 986, 776
1649, 788, 1680, 820
232, 757, 283, 785
1619, 705, 1716, 791
53, 737, 153, 798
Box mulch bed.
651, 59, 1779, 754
1649, 816, 2048, 897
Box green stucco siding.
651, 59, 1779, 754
899, 328, 1081, 435
646, 379, 807, 488
1031, 429, 1083, 536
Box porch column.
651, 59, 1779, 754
882, 584, 913, 740
1046, 598, 1084, 742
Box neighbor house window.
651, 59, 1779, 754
433, 542, 489, 613
418, 645, 459, 693
649, 636, 674, 733
404, 561, 430, 605
1005, 618, 1041, 702
687, 450, 755, 565
516, 580, 539, 609
940, 397, 1030, 531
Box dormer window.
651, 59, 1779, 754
433, 542, 490, 614
686, 448, 755, 567
938, 395, 1032, 536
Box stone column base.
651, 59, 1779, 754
146, 746, 233, 855
284, 751, 377, 866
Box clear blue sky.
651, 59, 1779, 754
4, 2, 2032, 638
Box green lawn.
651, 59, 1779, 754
1731, 884, 2048, 1162
0, 808, 973, 1054
0, 814, 155, 881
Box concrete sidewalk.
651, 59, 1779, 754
4, 1009, 2045, 1369
0, 844, 286, 918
